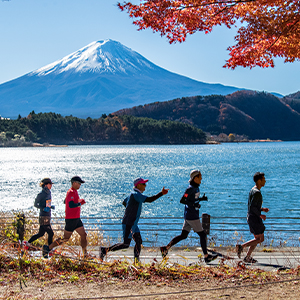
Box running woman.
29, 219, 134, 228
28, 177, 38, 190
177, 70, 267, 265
26, 178, 55, 248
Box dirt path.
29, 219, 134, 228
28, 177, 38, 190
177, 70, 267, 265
2, 277, 300, 299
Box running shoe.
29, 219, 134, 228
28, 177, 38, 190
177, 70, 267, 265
22, 241, 30, 250
99, 247, 107, 261
160, 246, 168, 258
42, 245, 50, 259
236, 244, 243, 258
204, 253, 218, 263
243, 256, 257, 263
49, 249, 61, 257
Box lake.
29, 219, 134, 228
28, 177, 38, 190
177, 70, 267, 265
1, 142, 300, 246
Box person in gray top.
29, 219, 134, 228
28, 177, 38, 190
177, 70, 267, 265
236, 172, 269, 263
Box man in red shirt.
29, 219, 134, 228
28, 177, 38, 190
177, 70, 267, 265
42, 176, 87, 258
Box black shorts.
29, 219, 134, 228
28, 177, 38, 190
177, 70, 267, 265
247, 215, 265, 235
65, 218, 84, 232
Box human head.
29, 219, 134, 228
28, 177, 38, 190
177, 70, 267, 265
71, 176, 85, 190
40, 178, 53, 188
189, 169, 202, 183
253, 172, 265, 183
134, 177, 148, 192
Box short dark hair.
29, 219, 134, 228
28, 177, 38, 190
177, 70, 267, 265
253, 172, 265, 183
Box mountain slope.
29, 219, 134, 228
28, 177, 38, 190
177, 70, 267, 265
0, 40, 243, 119
281, 91, 300, 114
114, 90, 300, 140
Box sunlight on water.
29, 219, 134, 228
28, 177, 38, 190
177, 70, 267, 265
1, 142, 300, 244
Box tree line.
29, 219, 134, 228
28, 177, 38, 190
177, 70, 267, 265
0, 111, 207, 146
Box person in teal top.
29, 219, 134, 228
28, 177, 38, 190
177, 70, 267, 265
100, 177, 169, 263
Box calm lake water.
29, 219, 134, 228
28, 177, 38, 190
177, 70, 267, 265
1, 142, 300, 246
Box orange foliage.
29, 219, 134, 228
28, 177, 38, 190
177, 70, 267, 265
118, 0, 300, 69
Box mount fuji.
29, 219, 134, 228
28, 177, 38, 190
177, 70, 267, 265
0, 40, 243, 119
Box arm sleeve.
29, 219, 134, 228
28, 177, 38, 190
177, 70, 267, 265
69, 201, 81, 208
145, 192, 163, 203
181, 188, 198, 207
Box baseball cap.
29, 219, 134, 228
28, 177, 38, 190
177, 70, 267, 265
134, 177, 149, 187
189, 170, 201, 182
71, 176, 85, 183
41, 178, 53, 185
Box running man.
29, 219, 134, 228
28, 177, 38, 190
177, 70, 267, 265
100, 177, 169, 263
42, 176, 88, 258
236, 172, 269, 263
160, 169, 217, 263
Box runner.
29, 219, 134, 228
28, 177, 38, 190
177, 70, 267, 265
160, 170, 217, 263
42, 176, 88, 258
236, 172, 269, 263
100, 177, 169, 263
26, 178, 55, 248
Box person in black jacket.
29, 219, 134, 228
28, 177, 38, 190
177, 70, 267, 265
26, 178, 55, 248
236, 172, 269, 263
160, 169, 217, 263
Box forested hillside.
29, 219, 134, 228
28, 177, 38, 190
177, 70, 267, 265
282, 91, 300, 115
0, 112, 206, 145
115, 90, 300, 140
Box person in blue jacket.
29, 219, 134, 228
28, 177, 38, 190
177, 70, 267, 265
100, 177, 169, 263
160, 169, 217, 263
26, 178, 55, 248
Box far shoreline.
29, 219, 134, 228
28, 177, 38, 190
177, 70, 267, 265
0, 139, 290, 148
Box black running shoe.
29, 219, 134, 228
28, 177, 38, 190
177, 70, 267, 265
99, 247, 107, 261
243, 256, 257, 263
236, 244, 243, 258
160, 246, 168, 258
204, 253, 218, 263
42, 245, 50, 259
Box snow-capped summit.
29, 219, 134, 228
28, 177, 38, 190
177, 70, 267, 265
31, 40, 156, 76
0, 40, 243, 118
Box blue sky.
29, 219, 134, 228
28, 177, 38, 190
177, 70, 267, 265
0, 0, 299, 96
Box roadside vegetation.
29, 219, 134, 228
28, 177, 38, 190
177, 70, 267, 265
1, 211, 300, 299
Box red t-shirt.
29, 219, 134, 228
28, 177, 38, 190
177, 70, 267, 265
65, 187, 81, 219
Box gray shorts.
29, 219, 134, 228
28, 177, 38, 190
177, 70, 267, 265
182, 219, 203, 233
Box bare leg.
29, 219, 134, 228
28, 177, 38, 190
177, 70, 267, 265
75, 226, 87, 256
49, 230, 73, 250
242, 233, 264, 258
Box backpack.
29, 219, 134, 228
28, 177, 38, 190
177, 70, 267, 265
34, 194, 41, 209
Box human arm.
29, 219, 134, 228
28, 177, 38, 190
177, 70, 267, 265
145, 187, 169, 203
69, 201, 82, 208
180, 187, 203, 208
66, 189, 85, 208
37, 191, 51, 212
260, 207, 269, 220
260, 214, 267, 221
